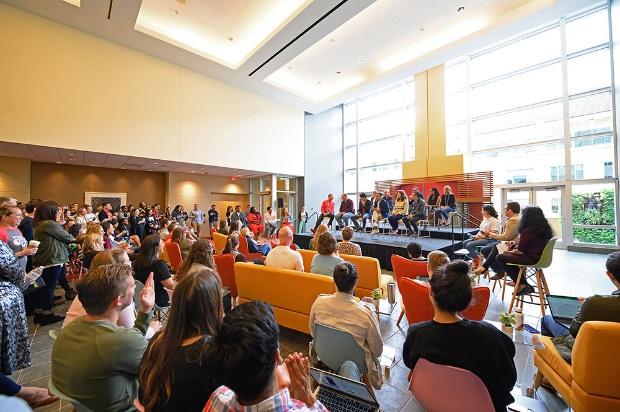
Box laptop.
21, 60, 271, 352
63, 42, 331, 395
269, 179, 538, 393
547, 295, 582, 327
310, 367, 379, 412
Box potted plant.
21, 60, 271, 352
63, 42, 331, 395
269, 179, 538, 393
371, 288, 382, 306
499, 312, 516, 334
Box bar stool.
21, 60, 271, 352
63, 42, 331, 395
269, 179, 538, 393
508, 238, 557, 315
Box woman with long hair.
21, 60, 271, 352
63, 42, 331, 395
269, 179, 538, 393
495, 206, 553, 295
81, 232, 104, 269
280, 207, 294, 233
175, 240, 216, 284
139, 269, 223, 411
217, 220, 229, 235
32, 200, 75, 325
133, 235, 174, 308
427, 188, 441, 213
403, 260, 517, 411
310, 223, 329, 250
0, 205, 36, 271
221, 234, 247, 263
436, 185, 457, 226
388, 190, 410, 234
171, 227, 192, 260
462, 205, 501, 257
225, 206, 233, 225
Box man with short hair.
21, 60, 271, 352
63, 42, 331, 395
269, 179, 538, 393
427, 250, 450, 277
335, 193, 355, 229
353, 192, 372, 232
312, 194, 335, 232
97, 202, 115, 223
309, 262, 383, 389
84, 205, 97, 222
230, 205, 247, 227
404, 191, 428, 236
370, 192, 389, 235
264, 206, 277, 239
265, 226, 304, 271
412, 187, 424, 200
205, 301, 326, 411
383, 189, 393, 212
189, 203, 205, 236
51, 265, 155, 412
207, 205, 218, 229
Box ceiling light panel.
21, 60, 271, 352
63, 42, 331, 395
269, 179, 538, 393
135, 0, 312, 69
265, 0, 543, 102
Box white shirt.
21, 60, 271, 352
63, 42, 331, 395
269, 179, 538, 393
265, 245, 304, 271
479, 216, 501, 234
264, 211, 276, 225
309, 292, 384, 388
84, 213, 97, 222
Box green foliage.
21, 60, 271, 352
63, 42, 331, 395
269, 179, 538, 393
499, 312, 515, 327
371, 288, 382, 300
572, 189, 616, 244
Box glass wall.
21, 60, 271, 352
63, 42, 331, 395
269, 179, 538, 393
444, 5, 616, 246
343, 79, 415, 198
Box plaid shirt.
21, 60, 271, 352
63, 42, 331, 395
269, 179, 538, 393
204, 386, 328, 412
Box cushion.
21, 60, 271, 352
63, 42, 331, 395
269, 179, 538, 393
535, 335, 573, 385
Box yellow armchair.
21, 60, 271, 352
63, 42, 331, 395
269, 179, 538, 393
533, 321, 620, 411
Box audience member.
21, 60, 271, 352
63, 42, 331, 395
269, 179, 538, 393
207, 205, 218, 230
312, 194, 335, 232
51, 265, 155, 412
309, 262, 383, 389
217, 220, 229, 235
264, 206, 277, 238
84, 205, 97, 222
98, 202, 116, 223
311, 232, 344, 277
240, 227, 271, 256
265, 227, 304, 271
172, 205, 188, 227
0, 197, 17, 207
225, 206, 233, 225
0, 205, 36, 271
353, 193, 372, 232
310, 223, 328, 251
382, 189, 393, 212
335, 193, 355, 229
139, 270, 223, 412
337, 227, 362, 256
403, 261, 517, 411
230, 205, 247, 228
174, 239, 216, 284
247, 206, 264, 238
32, 200, 75, 325
426, 250, 450, 275
228, 220, 241, 235
222, 235, 247, 263
133, 235, 174, 308
204, 301, 326, 411
407, 242, 425, 261
171, 227, 192, 260
145, 209, 159, 236
130, 208, 146, 241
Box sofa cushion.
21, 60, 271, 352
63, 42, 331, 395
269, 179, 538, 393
536, 335, 573, 385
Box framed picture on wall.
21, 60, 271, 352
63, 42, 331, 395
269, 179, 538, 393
85, 192, 127, 213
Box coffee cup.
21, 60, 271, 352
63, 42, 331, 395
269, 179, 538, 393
28, 240, 40, 248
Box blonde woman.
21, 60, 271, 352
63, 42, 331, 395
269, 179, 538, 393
437, 185, 457, 226
310, 223, 329, 250
81, 232, 104, 269
388, 190, 409, 235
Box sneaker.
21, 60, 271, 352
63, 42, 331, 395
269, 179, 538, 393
311, 228, 316, 234
65, 289, 78, 300
35, 313, 65, 326
391, 230, 398, 235
370, 227, 379, 235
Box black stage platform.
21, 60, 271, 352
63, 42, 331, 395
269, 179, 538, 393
293, 226, 478, 271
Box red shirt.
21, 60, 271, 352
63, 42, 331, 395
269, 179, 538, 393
320, 200, 335, 214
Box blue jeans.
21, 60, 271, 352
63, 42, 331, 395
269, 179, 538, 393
336, 212, 355, 227
37, 265, 63, 311
265, 222, 277, 238
337, 360, 361, 381
355, 213, 372, 229
462, 238, 496, 257
436, 207, 456, 223
540, 315, 570, 337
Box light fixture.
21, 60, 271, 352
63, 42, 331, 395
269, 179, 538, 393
418, 27, 424, 32
90, 164, 95, 167
227, 37, 234, 42
457, 6, 465, 12
317, 81, 322, 85
336, 71, 341, 75
170, 8, 178, 15
153, 162, 158, 165
68, 153, 74, 156
176, 0, 186, 3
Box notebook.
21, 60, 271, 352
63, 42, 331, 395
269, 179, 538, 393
547, 295, 582, 327
310, 367, 379, 412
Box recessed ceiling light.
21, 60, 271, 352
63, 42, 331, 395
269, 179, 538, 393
153, 162, 158, 165
457, 6, 465, 12
90, 164, 95, 166
330, 38, 335, 42
359, 59, 364, 63
68, 153, 74, 156
170, 8, 178, 15
227, 37, 234, 42
336, 71, 341, 75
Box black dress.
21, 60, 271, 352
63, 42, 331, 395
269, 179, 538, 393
133, 260, 172, 307
130, 215, 146, 241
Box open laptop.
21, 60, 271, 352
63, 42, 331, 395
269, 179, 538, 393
310, 367, 379, 412
547, 295, 582, 327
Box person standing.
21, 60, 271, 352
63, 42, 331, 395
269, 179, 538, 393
312, 194, 335, 233
189, 204, 205, 236
207, 205, 218, 230
298, 206, 309, 233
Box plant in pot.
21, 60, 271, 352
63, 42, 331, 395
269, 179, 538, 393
499, 312, 516, 334
371, 288, 382, 306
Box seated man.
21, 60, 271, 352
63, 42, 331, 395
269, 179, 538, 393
370, 191, 389, 235
353, 192, 372, 232
265, 226, 304, 271
309, 262, 384, 389
335, 194, 355, 229
240, 227, 271, 256
312, 194, 335, 232
541, 251, 620, 338
51, 265, 155, 412
205, 301, 326, 411
404, 191, 428, 236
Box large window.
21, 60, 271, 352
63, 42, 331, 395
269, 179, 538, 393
343, 79, 414, 197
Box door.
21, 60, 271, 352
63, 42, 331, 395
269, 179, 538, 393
502, 186, 565, 248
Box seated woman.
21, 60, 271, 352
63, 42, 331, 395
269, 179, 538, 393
171, 227, 192, 260
228, 220, 241, 236
280, 207, 294, 233
116, 217, 141, 247
221, 235, 247, 263
387, 190, 411, 235
436, 185, 456, 226
81, 232, 104, 269
462, 205, 501, 258
495, 206, 553, 296
311, 232, 344, 277
133, 235, 174, 308
63, 248, 160, 338
310, 223, 329, 251
403, 260, 517, 411
239, 227, 271, 256
139, 269, 223, 412
426, 187, 441, 215
174, 240, 216, 284
217, 220, 229, 235
407, 242, 426, 261
246, 206, 264, 238
337, 227, 362, 256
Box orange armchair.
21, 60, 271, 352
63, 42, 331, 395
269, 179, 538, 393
458, 286, 490, 321
237, 236, 263, 261
391, 255, 428, 325
214, 254, 238, 304
165, 242, 183, 273
398, 277, 434, 325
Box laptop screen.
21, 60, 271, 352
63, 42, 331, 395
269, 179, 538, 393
547, 295, 581, 321
310, 368, 376, 405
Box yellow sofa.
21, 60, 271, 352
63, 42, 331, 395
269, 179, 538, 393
234, 262, 336, 334
533, 321, 620, 411
212, 232, 228, 254
297, 249, 392, 298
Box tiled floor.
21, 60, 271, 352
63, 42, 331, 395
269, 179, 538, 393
10, 250, 613, 411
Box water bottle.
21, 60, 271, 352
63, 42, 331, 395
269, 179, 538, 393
387, 282, 396, 304
515, 308, 524, 331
